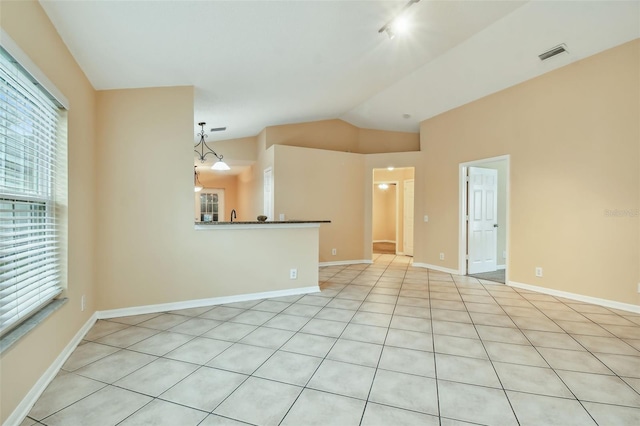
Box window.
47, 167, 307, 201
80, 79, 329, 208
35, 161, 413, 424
195, 189, 225, 222
0, 46, 65, 337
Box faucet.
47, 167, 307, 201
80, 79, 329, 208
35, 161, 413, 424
231, 209, 237, 222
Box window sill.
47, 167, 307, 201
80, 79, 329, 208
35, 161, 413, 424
0, 298, 68, 355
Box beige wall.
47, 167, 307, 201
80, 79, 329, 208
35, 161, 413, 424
372, 184, 397, 242
266, 119, 359, 152
237, 167, 255, 222
207, 136, 257, 164
0, 1, 98, 423
420, 39, 640, 305
95, 88, 315, 310
357, 128, 420, 154
273, 145, 366, 262
265, 118, 419, 154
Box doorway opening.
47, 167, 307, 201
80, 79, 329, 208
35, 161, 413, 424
372, 167, 415, 256
459, 156, 509, 284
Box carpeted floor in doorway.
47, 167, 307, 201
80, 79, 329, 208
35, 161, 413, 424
468, 269, 506, 284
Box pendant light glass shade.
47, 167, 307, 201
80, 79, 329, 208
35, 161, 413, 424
211, 160, 231, 171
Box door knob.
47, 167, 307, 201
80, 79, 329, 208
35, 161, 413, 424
493, 224, 499, 228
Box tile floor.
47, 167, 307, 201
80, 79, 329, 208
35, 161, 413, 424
21, 255, 640, 425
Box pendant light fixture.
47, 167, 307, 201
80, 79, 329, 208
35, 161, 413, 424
194, 166, 203, 192
194, 122, 230, 171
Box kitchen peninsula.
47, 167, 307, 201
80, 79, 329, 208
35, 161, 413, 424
195, 220, 330, 229
192, 220, 331, 301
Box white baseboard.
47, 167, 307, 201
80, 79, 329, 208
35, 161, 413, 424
97, 286, 320, 319
319, 260, 373, 267
373, 240, 396, 244
496, 265, 506, 270
411, 262, 460, 275
509, 281, 640, 314
4, 312, 97, 426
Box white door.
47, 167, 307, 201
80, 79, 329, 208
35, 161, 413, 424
467, 167, 498, 274
403, 179, 414, 256
263, 167, 273, 220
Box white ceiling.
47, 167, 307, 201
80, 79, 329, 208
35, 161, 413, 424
40, 0, 639, 143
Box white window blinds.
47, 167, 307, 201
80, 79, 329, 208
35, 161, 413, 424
0, 47, 63, 336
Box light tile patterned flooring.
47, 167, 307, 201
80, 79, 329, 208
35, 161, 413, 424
22, 255, 640, 425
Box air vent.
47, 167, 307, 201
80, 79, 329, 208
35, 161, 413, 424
210, 127, 227, 132
539, 44, 568, 61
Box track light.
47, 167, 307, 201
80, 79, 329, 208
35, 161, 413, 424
385, 27, 395, 40
378, 0, 420, 39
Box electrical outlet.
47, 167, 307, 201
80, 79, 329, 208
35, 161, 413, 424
423, 215, 429, 222
439, 253, 445, 260
290, 269, 297, 279
81, 295, 86, 311
279, 213, 285, 221
535, 267, 543, 277
332, 248, 337, 256
637, 283, 640, 294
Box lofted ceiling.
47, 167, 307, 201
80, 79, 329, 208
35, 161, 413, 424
39, 0, 639, 144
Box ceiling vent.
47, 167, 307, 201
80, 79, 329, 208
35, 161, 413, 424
539, 44, 568, 61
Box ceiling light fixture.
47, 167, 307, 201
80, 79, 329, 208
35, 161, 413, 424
194, 166, 203, 192
387, 166, 395, 171
378, 0, 421, 39
378, 183, 389, 190
194, 122, 230, 171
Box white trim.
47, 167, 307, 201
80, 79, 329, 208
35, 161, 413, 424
195, 222, 321, 230
411, 262, 460, 275
319, 260, 373, 267
4, 312, 97, 426
496, 265, 506, 270
97, 286, 320, 319
459, 155, 510, 282
373, 240, 396, 244
0, 28, 69, 109
509, 281, 640, 314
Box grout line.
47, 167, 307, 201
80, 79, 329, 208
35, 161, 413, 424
41, 258, 640, 426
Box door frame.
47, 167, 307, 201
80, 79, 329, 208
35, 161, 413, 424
403, 179, 415, 256
373, 180, 400, 254
458, 155, 510, 282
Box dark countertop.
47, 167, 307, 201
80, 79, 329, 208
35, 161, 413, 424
195, 220, 331, 225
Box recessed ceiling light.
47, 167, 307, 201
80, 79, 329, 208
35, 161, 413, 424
387, 166, 395, 171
